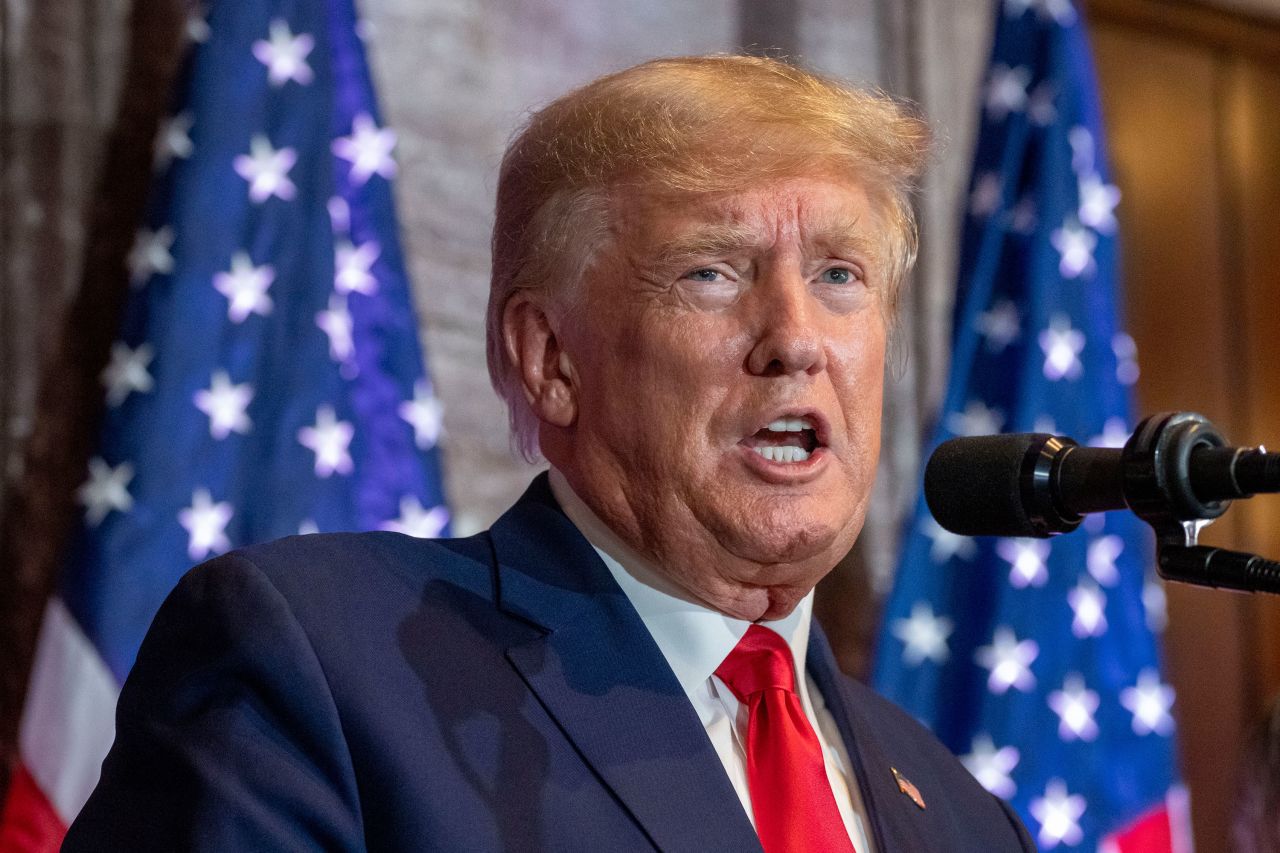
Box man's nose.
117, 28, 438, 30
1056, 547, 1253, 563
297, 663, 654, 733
744, 270, 828, 377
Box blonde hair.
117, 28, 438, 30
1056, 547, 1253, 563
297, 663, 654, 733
486, 55, 931, 460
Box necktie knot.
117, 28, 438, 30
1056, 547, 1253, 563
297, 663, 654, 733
715, 624, 797, 701
712, 624, 857, 853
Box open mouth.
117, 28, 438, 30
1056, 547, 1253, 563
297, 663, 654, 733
741, 415, 823, 464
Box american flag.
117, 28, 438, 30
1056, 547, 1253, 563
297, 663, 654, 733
872, 2, 1187, 851
0, 0, 448, 846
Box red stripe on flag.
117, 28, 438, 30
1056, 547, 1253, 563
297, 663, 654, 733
0, 763, 67, 853
1105, 803, 1174, 853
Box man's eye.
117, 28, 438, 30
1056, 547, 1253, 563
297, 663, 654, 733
819, 267, 858, 285
684, 268, 724, 282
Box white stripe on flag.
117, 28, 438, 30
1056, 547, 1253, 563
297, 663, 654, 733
1169, 786, 1194, 853
18, 597, 121, 824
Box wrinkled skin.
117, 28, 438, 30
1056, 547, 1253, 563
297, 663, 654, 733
505, 175, 889, 621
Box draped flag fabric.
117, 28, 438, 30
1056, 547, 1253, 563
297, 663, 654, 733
1, 0, 448, 846
873, 3, 1188, 851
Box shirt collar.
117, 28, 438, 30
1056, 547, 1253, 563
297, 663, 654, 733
548, 468, 814, 698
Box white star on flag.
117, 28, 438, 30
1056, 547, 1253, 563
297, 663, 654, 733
997, 538, 1051, 588
1089, 416, 1129, 448
1144, 577, 1168, 633
381, 496, 450, 539
1085, 534, 1123, 586
154, 111, 194, 170
213, 252, 275, 323
947, 399, 1004, 437
77, 457, 134, 526
1048, 673, 1101, 741
400, 381, 445, 450
975, 627, 1039, 694
328, 196, 351, 232
1032, 415, 1059, 437
317, 294, 355, 364
194, 371, 254, 439
252, 19, 315, 87
891, 602, 954, 666
127, 226, 175, 287
1037, 0, 1077, 25
1068, 126, 1095, 175
1121, 668, 1176, 736
335, 239, 381, 295
985, 64, 1031, 119
179, 488, 234, 560
969, 172, 1004, 217
961, 735, 1020, 799
1050, 218, 1097, 278
1028, 82, 1057, 126
1113, 332, 1140, 385
1030, 779, 1086, 849
923, 516, 977, 564
185, 5, 210, 43
1068, 580, 1108, 638
1078, 173, 1121, 233
234, 135, 298, 203
101, 342, 155, 407
1039, 315, 1085, 381
298, 405, 355, 478
332, 113, 398, 186
976, 300, 1021, 352
1008, 196, 1038, 234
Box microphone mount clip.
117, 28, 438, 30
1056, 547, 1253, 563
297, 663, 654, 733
1125, 412, 1280, 594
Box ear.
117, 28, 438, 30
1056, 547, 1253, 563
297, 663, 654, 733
502, 294, 577, 428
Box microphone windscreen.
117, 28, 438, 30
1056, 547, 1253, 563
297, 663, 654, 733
924, 434, 1043, 537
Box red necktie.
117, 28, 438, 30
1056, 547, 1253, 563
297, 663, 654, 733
715, 624, 857, 853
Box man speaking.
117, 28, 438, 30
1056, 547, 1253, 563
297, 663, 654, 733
66, 56, 1034, 851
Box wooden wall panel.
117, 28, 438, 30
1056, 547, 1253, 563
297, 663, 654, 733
1221, 59, 1280, 703
1090, 9, 1280, 849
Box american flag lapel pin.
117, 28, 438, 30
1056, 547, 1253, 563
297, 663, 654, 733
891, 767, 926, 810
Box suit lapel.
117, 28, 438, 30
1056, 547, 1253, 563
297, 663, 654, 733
807, 624, 934, 853
490, 477, 761, 853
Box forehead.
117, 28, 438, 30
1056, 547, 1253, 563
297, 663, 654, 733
610, 174, 886, 254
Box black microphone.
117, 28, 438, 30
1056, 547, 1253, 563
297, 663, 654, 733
924, 430, 1280, 538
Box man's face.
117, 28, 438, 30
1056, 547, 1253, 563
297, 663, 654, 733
552, 174, 889, 621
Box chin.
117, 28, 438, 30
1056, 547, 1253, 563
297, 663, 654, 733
721, 491, 860, 558
713, 505, 849, 568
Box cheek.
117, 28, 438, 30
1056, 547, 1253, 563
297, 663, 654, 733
833, 319, 888, 444
626, 312, 748, 390
574, 313, 732, 444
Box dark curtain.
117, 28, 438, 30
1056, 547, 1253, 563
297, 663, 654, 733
0, 0, 187, 801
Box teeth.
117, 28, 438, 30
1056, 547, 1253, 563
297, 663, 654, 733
765, 417, 813, 433
751, 445, 811, 463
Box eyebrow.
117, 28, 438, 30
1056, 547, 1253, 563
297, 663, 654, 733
807, 218, 881, 260
647, 217, 881, 270
648, 223, 763, 269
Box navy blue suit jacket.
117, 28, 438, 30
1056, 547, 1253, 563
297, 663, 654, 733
66, 475, 1033, 851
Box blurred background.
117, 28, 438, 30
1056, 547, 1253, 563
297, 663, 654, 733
2, 0, 1280, 849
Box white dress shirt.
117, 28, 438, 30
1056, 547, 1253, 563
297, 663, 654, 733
549, 470, 876, 853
